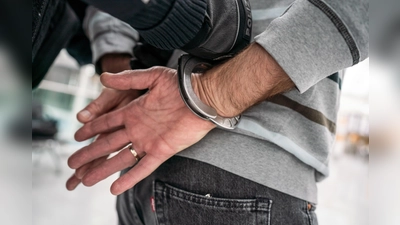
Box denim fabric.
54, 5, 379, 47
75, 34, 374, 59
117, 156, 318, 225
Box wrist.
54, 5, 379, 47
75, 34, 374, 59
100, 53, 132, 73
191, 72, 239, 118
191, 43, 294, 118
178, 55, 241, 129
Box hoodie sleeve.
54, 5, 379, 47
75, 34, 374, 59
83, 6, 140, 65
255, 0, 368, 93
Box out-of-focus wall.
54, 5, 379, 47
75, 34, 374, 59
33, 50, 102, 142
370, 0, 400, 224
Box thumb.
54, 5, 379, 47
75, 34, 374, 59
100, 67, 164, 90
77, 89, 118, 123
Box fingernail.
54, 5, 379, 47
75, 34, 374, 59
74, 170, 83, 179
79, 110, 91, 120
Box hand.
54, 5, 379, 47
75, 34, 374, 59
67, 67, 215, 195
67, 53, 140, 191
66, 88, 144, 191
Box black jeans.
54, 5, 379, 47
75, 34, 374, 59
117, 156, 318, 225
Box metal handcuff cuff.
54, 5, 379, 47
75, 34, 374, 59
177, 55, 241, 129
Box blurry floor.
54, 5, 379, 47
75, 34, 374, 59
317, 150, 369, 225
32, 142, 119, 225
32, 141, 368, 225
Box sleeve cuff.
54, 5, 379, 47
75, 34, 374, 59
91, 32, 136, 64
254, 0, 355, 93
84, 6, 139, 65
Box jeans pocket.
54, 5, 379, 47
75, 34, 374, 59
154, 181, 272, 225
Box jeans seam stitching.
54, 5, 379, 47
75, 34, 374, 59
268, 200, 272, 225
165, 183, 264, 210
306, 202, 312, 225
169, 193, 259, 210
162, 186, 167, 225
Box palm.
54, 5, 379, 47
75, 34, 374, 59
68, 67, 215, 195
124, 70, 212, 155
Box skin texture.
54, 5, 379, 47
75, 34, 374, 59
66, 53, 143, 191
192, 43, 294, 117
69, 67, 216, 195
100, 53, 132, 73
67, 43, 294, 195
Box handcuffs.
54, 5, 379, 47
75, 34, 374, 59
177, 55, 241, 130
176, 0, 251, 129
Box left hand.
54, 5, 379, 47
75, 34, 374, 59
67, 67, 215, 195
67, 53, 140, 191
66, 88, 143, 191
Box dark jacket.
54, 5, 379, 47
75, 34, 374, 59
32, 0, 251, 88
32, 0, 92, 89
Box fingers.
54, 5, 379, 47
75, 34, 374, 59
101, 67, 167, 91
66, 155, 108, 191
74, 109, 125, 142
77, 89, 120, 123
75, 155, 108, 179
110, 154, 165, 195
68, 129, 130, 169
66, 174, 82, 191
81, 147, 144, 187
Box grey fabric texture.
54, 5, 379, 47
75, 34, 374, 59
255, 0, 368, 93
83, 6, 140, 64
313, 0, 369, 62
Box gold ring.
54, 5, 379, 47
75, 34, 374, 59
129, 145, 140, 162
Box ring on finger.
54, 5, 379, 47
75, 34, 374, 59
129, 144, 141, 162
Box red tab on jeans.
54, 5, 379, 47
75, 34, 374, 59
150, 197, 155, 212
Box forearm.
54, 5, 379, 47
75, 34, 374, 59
193, 0, 368, 118
193, 43, 294, 118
